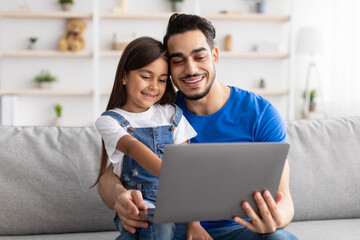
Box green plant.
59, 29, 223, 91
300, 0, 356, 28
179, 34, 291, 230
33, 70, 57, 83
59, 0, 74, 4
302, 89, 317, 102
29, 37, 37, 44
54, 104, 62, 118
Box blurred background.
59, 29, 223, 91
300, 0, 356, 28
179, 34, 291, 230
0, 0, 359, 126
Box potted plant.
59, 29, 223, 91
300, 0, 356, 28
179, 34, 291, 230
302, 89, 317, 112
28, 37, 38, 50
54, 104, 62, 118
168, 0, 184, 13
59, 0, 74, 11
52, 104, 64, 126
33, 70, 58, 89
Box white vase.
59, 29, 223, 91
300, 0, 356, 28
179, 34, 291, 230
52, 117, 64, 126
38, 82, 53, 89
171, 2, 183, 12
61, 3, 73, 11
256, 2, 265, 13
28, 43, 36, 50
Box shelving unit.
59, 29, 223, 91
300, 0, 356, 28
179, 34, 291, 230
0, 0, 292, 126
204, 13, 290, 22
0, 50, 93, 58
99, 12, 172, 19
0, 11, 92, 19
220, 52, 289, 59
0, 88, 93, 96
0, 88, 110, 96
0, 5, 96, 126
98, 12, 290, 22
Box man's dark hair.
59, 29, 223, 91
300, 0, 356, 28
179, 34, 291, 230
163, 13, 216, 49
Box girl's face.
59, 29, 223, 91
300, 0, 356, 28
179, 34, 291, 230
121, 58, 169, 113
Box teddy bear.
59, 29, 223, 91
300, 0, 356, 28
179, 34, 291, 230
58, 18, 86, 52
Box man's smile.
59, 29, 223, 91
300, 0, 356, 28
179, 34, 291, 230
180, 74, 206, 87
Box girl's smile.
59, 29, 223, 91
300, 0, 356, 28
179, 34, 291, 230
141, 91, 159, 99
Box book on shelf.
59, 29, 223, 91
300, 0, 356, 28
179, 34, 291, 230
0, 95, 18, 125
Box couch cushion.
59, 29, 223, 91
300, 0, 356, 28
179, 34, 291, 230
286, 219, 360, 240
286, 116, 360, 221
0, 126, 116, 235
0, 231, 119, 240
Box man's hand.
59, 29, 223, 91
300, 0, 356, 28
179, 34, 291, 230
186, 221, 213, 240
98, 165, 150, 234
233, 190, 284, 234
114, 189, 149, 234
233, 159, 294, 234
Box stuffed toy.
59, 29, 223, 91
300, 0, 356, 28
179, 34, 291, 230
59, 18, 86, 52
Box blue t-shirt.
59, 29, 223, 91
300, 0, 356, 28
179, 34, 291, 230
175, 86, 286, 230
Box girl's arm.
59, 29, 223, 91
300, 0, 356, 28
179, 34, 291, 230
117, 135, 189, 177
117, 135, 162, 176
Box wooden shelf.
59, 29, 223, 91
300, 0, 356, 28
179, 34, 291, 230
221, 51, 289, 59
0, 88, 113, 96
249, 88, 289, 96
100, 12, 172, 19
0, 11, 92, 19
0, 50, 93, 58
0, 89, 93, 96
100, 50, 123, 57
0, 11, 289, 22
204, 13, 290, 22
99, 12, 290, 22
100, 89, 112, 96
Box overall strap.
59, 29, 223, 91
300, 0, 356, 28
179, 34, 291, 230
170, 104, 183, 131
101, 111, 134, 131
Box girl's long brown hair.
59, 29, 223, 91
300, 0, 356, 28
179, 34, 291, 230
91, 37, 176, 188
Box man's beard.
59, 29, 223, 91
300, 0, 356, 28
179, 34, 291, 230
181, 71, 216, 101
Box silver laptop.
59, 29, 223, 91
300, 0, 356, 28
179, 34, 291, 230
139, 142, 289, 223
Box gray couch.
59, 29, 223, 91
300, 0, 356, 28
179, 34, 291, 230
1, 116, 360, 239
286, 116, 360, 239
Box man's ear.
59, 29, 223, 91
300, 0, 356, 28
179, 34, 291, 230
212, 46, 219, 66
122, 72, 127, 85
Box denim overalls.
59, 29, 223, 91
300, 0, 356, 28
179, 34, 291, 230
102, 105, 187, 240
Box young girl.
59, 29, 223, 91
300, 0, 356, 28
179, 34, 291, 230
93, 37, 196, 239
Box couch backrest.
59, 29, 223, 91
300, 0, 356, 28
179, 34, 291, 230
2, 116, 360, 234
0, 126, 116, 235
286, 116, 360, 222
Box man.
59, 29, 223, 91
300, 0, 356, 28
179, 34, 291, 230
98, 13, 298, 240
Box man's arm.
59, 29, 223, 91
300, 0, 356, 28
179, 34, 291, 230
233, 159, 294, 233
98, 165, 149, 233
98, 164, 125, 209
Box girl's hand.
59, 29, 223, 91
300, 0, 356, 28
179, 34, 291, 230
186, 221, 213, 240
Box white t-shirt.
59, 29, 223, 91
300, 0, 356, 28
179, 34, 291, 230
95, 104, 197, 177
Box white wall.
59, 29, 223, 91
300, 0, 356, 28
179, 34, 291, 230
291, 0, 360, 118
